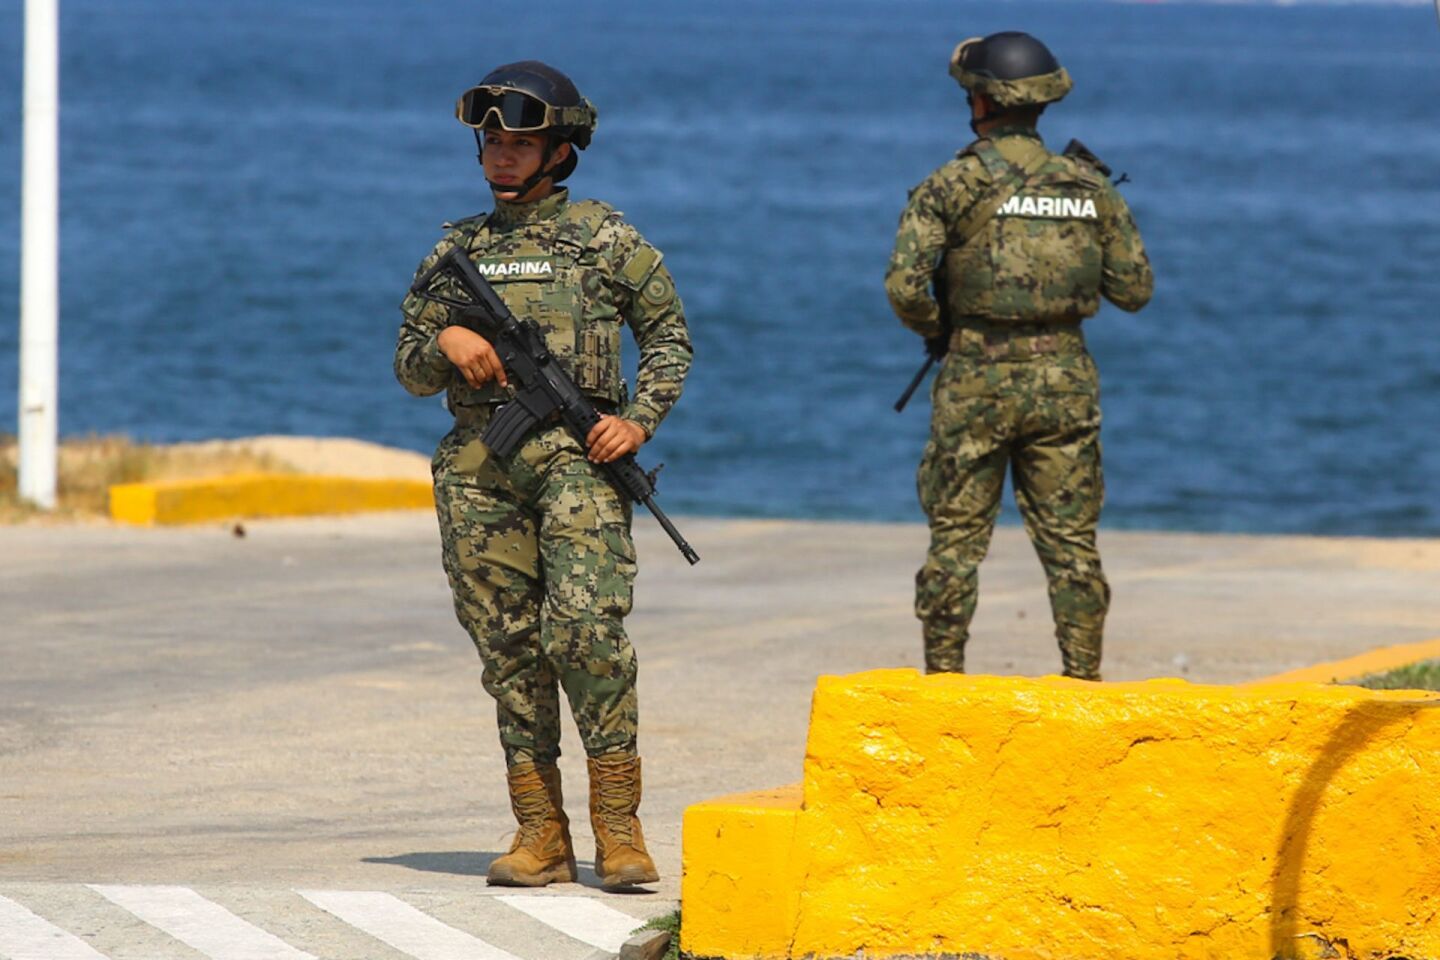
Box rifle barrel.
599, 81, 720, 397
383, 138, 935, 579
894, 354, 937, 413
644, 495, 700, 565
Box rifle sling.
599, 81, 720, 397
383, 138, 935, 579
951, 138, 1051, 248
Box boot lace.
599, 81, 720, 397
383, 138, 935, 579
512, 780, 553, 847
594, 764, 637, 845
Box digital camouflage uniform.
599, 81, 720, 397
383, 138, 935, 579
886, 126, 1153, 678
395, 188, 691, 764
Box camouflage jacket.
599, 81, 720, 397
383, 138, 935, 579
395, 189, 692, 438
885, 128, 1153, 338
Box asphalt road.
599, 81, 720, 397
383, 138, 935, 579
2, 512, 1437, 958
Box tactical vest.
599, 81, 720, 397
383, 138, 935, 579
943, 138, 1109, 325
446, 198, 628, 411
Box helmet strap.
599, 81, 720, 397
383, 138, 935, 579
966, 94, 991, 137
476, 130, 562, 201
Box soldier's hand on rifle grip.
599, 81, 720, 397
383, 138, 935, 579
587, 415, 646, 464
438, 326, 509, 389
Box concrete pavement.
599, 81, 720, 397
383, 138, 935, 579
1, 512, 1437, 956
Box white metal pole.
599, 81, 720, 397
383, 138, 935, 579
19, 0, 60, 509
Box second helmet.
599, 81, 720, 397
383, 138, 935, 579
949, 32, 1072, 109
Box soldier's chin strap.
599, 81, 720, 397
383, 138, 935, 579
474, 129, 560, 200
966, 94, 990, 136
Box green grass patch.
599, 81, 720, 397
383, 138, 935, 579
1349, 659, 1440, 691
641, 909, 681, 960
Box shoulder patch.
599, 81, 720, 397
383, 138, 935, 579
617, 244, 662, 291
641, 268, 674, 306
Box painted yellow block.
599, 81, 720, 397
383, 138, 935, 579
682, 669, 1440, 960
683, 785, 803, 956
109, 473, 433, 525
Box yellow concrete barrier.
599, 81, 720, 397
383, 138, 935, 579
681, 669, 1440, 960
109, 473, 433, 525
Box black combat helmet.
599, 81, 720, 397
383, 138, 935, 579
949, 32, 1073, 110
456, 60, 598, 192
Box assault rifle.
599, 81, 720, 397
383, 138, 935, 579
410, 246, 700, 565
894, 138, 1126, 413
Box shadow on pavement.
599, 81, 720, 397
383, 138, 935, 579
365, 851, 660, 894
363, 851, 507, 876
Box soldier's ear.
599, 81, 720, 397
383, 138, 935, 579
546, 141, 573, 171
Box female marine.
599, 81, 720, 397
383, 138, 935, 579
394, 61, 692, 889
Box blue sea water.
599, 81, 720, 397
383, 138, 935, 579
1, 0, 1438, 535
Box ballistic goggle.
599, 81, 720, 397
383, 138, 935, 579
455, 85, 595, 133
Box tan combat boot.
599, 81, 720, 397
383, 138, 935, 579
486, 762, 577, 887
587, 752, 660, 890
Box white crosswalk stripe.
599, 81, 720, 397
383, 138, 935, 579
88, 885, 318, 960
0, 894, 110, 960
0, 884, 667, 960
298, 890, 524, 960
495, 895, 644, 953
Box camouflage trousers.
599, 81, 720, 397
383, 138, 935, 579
916, 347, 1110, 680
433, 412, 638, 767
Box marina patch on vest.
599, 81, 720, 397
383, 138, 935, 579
997, 195, 1098, 219
472, 257, 557, 282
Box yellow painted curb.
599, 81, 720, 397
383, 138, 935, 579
682, 785, 802, 956
1258, 636, 1440, 685
109, 473, 433, 525
681, 669, 1440, 960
